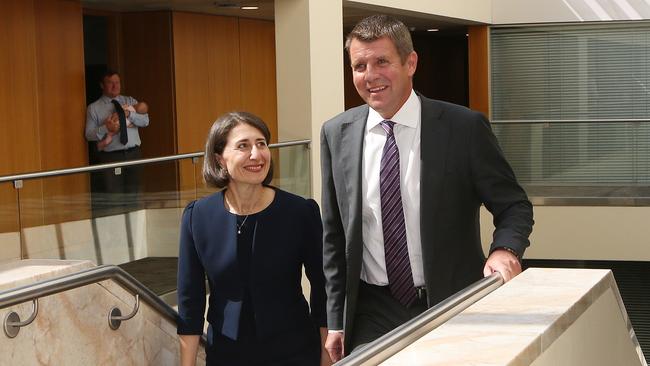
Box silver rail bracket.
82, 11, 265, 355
13, 180, 23, 189
108, 294, 139, 330
192, 157, 199, 164
114, 167, 122, 176
4, 298, 38, 338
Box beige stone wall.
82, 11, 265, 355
481, 206, 650, 261
0, 260, 204, 365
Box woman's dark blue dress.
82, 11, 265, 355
176, 188, 326, 366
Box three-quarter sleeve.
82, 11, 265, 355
176, 201, 207, 335
302, 199, 328, 328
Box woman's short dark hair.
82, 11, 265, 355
203, 111, 273, 188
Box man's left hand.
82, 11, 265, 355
483, 249, 522, 282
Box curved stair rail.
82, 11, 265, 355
336, 272, 504, 366
0, 265, 194, 339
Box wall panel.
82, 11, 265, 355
239, 18, 278, 142
34, 0, 89, 224
468, 25, 489, 117
0, 0, 88, 235
0, 1, 40, 177
238, 18, 280, 183
122, 11, 176, 159
173, 12, 242, 154
172, 12, 241, 197
121, 11, 178, 202
0, 0, 44, 230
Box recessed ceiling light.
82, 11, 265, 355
215, 2, 239, 8
241, 6, 259, 10
427, 28, 439, 32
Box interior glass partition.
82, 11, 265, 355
272, 143, 312, 198
490, 23, 650, 205
492, 120, 650, 204
0, 141, 311, 303
0, 182, 20, 264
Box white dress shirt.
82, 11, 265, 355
360, 90, 424, 287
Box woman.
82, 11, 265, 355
177, 111, 329, 366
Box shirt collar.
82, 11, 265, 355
101, 95, 120, 103
366, 89, 420, 132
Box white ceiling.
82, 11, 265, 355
81, 0, 480, 33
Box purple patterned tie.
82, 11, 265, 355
379, 120, 416, 307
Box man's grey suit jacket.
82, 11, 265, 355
320, 95, 534, 351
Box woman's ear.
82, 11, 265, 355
215, 153, 226, 169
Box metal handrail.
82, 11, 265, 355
0, 265, 177, 324
336, 272, 504, 366
0, 139, 311, 183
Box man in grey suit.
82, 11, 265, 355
320, 15, 534, 362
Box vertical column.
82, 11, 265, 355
275, 0, 344, 201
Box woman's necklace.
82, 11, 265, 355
227, 189, 265, 235
237, 215, 249, 235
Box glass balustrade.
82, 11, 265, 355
0, 141, 311, 303
0, 181, 20, 264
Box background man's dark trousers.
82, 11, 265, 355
90, 146, 142, 216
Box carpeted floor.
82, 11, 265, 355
119, 257, 178, 296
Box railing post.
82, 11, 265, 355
13, 180, 24, 259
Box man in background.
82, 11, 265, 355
85, 70, 149, 215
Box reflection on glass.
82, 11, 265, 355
17, 159, 191, 266
272, 144, 311, 198
2, 142, 311, 304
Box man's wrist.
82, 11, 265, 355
492, 246, 521, 261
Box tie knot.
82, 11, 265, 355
380, 120, 395, 135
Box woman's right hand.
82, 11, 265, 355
179, 334, 200, 366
